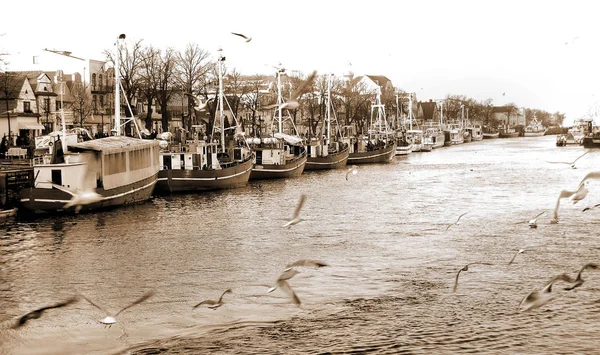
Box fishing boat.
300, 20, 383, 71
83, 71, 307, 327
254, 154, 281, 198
305, 74, 349, 170
19, 38, 159, 215
406, 129, 423, 152
498, 125, 519, 138
482, 125, 499, 139
470, 124, 483, 141
348, 88, 395, 164
247, 66, 307, 179
422, 124, 445, 151
155, 50, 254, 193
394, 93, 413, 155
582, 119, 600, 148
523, 113, 546, 137
444, 123, 464, 146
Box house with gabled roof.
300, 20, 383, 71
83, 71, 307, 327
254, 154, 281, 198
419, 100, 439, 122
355, 75, 394, 94
492, 105, 525, 126
0, 72, 44, 143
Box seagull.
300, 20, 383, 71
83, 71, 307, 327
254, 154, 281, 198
518, 273, 575, 312
81, 290, 155, 327
12, 296, 79, 329
193, 289, 232, 309
546, 151, 588, 169
452, 262, 494, 292
578, 171, 600, 186
508, 249, 525, 265
582, 203, 600, 212
286, 259, 328, 268
514, 211, 546, 228
268, 267, 301, 305
283, 194, 307, 229
49, 182, 103, 213
564, 263, 599, 291
345, 165, 358, 180
264, 70, 317, 110
184, 92, 212, 111
231, 32, 252, 42
445, 212, 468, 232
551, 183, 589, 223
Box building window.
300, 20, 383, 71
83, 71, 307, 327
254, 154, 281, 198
99, 95, 104, 108
44, 98, 50, 113
99, 74, 103, 90
24, 102, 31, 113
93, 95, 98, 111
56, 100, 62, 111
92, 73, 97, 90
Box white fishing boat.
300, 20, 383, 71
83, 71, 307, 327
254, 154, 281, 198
305, 74, 349, 170
444, 123, 464, 146
20, 35, 159, 214
523, 113, 546, 137
155, 49, 254, 193
247, 66, 307, 179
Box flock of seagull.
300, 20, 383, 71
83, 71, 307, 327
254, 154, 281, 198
449, 149, 599, 312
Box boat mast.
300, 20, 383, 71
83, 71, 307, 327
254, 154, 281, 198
217, 49, 225, 153
326, 73, 331, 144
114, 34, 125, 136
59, 70, 66, 138
408, 94, 413, 130
277, 68, 283, 134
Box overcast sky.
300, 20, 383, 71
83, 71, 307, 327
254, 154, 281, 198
2, 0, 599, 124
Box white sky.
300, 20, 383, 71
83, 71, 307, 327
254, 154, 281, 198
2, 0, 599, 124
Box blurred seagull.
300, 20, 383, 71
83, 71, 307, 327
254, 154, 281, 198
81, 290, 155, 327
345, 165, 358, 180
508, 249, 525, 265
283, 194, 307, 229
546, 151, 588, 169
193, 289, 232, 309
50, 182, 103, 214
184, 92, 212, 111
268, 267, 301, 305
564, 263, 599, 291
264, 70, 317, 111
551, 182, 589, 223
518, 273, 575, 312
12, 296, 79, 329
231, 32, 252, 42
445, 212, 468, 232
452, 262, 493, 292
286, 259, 328, 268
583, 203, 600, 212
514, 211, 546, 228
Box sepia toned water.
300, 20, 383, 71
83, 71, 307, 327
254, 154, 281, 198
1, 135, 599, 354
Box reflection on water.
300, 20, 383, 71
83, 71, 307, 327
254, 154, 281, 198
1, 136, 600, 354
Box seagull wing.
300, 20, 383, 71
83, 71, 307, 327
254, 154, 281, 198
277, 280, 301, 305
290, 70, 317, 101
13, 296, 79, 328
193, 299, 218, 308
286, 259, 328, 268
532, 211, 546, 220
582, 203, 600, 212
231, 32, 250, 41
507, 251, 520, 265
291, 194, 307, 220
115, 290, 155, 316
579, 171, 600, 186
81, 295, 109, 315
444, 224, 453, 232
572, 151, 589, 164
456, 212, 468, 223
48, 182, 77, 197
452, 269, 462, 292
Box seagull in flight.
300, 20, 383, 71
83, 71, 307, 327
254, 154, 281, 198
452, 262, 493, 292
546, 151, 588, 169
345, 165, 358, 180
49, 182, 103, 213
514, 211, 546, 228
81, 290, 155, 327
184, 92, 212, 111
231, 32, 252, 42
551, 182, 589, 223
518, 273, 575, 312
445, 212, 468, 232
564, 263, 599, 291
193, 289, 232, 310
12, 296, 79, 329
264, 70, 317, 111
582, 203, 600, 212
283, 194, 307, 229
508, 249, 525, 265
268, 268, 302, 305
286, 259, 329, 268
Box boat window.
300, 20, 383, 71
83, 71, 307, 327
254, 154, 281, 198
163, 155, 172, 169
51, 169, 62, 185
130, 148, 151, 171
105, 152, 127, 175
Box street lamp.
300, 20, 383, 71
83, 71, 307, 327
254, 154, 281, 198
114, 34, 126, 136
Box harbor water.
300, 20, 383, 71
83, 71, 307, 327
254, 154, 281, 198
1, 135, 599, 354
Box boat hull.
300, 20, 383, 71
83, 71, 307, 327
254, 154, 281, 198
305, 148, 349, 170
19, 173, 158, 215
499, 132, 520, 138
482, 133, 499, 139
523, 131, 545, 137
349, 143, 396, 164
155, 157, 253, 193
250, 155, 307, 180
582, 136, 600, 148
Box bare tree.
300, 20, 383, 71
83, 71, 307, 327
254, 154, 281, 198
104, 38, 144, 135
223, 68, 250, 130
70, 81, 93, 127
154, 48, 178, 133
175, 43, 213, 131
139, 46, 160, 131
